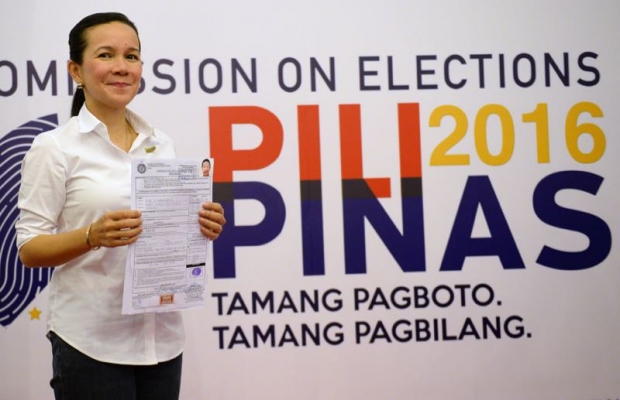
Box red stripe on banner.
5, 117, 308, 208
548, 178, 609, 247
399, 103, 422, 179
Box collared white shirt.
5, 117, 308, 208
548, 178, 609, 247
15, 105, 184, 365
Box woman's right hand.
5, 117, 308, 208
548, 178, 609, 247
88, 210, 143, 249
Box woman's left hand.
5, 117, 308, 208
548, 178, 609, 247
199, 202, 226, 240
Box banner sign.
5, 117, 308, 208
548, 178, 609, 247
1, 2, 618, 399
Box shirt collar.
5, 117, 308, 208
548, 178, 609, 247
77, 105, 159, 142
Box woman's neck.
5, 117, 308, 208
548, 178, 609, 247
86, 105, 136, 152
83, 100, 128, 129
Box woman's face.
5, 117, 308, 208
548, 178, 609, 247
69, 21, 142, 116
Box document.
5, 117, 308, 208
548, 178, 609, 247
122, 158, 213, 315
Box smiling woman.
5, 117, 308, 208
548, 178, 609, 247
68, 19, 143, 147
14, 11, 226, 400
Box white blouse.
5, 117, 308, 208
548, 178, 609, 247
15, 105, 184, 365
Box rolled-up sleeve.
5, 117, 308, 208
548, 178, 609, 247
15, 132, 67, 250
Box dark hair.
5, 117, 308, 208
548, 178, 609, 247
69, 12, 140, 116
202, 158, 211, 165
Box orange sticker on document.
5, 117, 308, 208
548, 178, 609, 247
160, 294, 174, 305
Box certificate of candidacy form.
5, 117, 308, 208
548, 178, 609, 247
122, 158, 213, 315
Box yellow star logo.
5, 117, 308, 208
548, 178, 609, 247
28, 307, 42, 320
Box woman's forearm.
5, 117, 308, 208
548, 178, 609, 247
19, 227, 92, 268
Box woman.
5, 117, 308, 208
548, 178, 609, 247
15, 12, 225, 400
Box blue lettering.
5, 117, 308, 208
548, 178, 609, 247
533, 170, 611, 270
213, 182, 285, 278
441, 176, 525, 271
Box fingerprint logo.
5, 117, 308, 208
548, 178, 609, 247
0, 114, 58, 327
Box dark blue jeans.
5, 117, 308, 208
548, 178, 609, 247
47, 331, 182, 400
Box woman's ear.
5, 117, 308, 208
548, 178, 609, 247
67, 60, 82, 84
